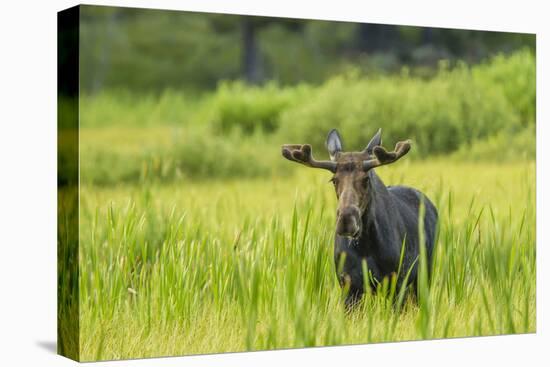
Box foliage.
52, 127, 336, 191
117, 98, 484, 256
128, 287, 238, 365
451, 125, 536, 162
472, 49, 536, 126
79, 126, 283, 185
76, 5, 535, 93
278, 51, 534, 156
204, 81, 311, 134
79, 89, 202, 128
78, 50, 535, 185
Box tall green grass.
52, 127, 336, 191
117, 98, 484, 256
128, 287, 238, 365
75, 161, 535, 361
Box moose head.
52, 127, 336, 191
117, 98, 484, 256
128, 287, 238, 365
282, 129, 411, 238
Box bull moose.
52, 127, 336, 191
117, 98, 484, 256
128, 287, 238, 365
281, 129, 438, 309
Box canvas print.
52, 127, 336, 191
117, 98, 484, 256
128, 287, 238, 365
58, 5, 536, 362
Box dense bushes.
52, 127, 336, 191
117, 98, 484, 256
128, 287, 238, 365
204, 81, 311, 134
78, 49, 535, 184
451, 125, 535, 162
471, 49, 535, 126
278, 52, 534, 156
278, 71, 516, 156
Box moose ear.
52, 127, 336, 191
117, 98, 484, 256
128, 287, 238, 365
365, 128, 382, 155
326, 129, 343, 160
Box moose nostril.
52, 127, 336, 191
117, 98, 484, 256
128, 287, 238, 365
336, 207, 361, 237
340, 206, 361, 220
347, 217, 358, 232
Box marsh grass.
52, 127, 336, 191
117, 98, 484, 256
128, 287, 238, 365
71, 161, 535, 361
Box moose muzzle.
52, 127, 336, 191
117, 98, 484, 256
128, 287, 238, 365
336, 205, 362, 238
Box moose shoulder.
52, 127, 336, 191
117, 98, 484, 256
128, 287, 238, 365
282, 129, 438, 309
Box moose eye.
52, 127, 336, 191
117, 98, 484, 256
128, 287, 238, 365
329, 177, 338, 185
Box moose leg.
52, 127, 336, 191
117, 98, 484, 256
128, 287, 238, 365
342, 275, 363, 311
345, 257, 384, 311
336, 251, 382, 311
335, 251, 361, 311
364, 256, 382, 291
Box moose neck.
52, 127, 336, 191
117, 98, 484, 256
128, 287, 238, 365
361, 169, 392, 238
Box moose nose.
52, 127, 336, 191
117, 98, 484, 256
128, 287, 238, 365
336, 206, 361, 237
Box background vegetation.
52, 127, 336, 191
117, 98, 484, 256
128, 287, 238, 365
57, 4, 536, 361
77, 49, 535, 185
75, 6, 534, 91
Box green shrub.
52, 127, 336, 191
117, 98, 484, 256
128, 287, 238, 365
203, 81, 311, 134
80, 89, 201, 128
472, 48, 535, 126
452, 126, 535, 162
80, 126, 283, 185
278, 62, 522, 157
173, 128, 275, 179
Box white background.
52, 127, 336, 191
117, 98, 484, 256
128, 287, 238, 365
0, 0, 547, 365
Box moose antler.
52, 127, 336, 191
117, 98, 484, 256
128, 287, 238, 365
282, 144, 337, 172
362, 140, 412, 171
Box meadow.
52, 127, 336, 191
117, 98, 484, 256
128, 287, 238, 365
74, 159, 535, 361
56, 49, 536, 361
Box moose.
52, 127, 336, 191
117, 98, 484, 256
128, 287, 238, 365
282, 129, 438, 309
